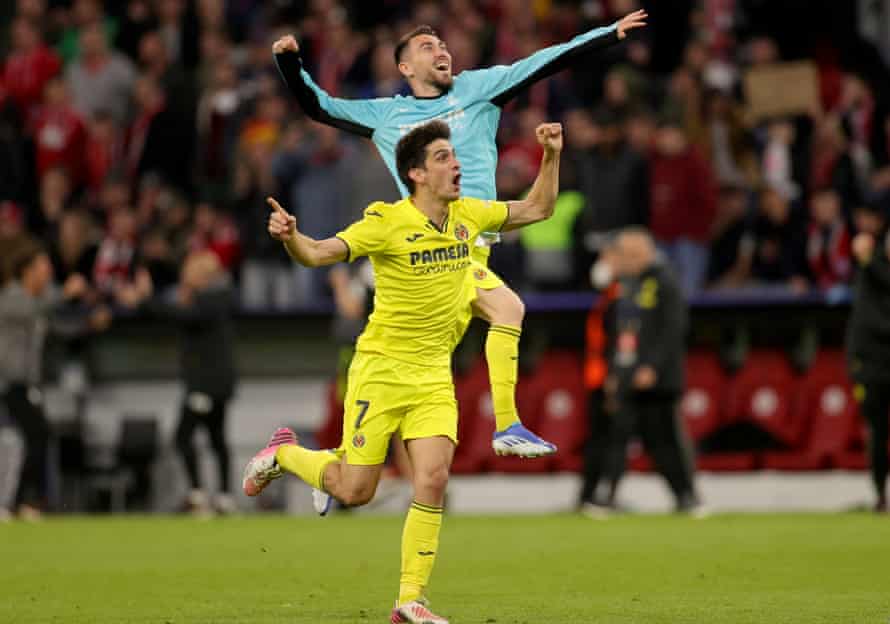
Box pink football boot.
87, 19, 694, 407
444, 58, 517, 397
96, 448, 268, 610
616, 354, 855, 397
242, 427, 297, 497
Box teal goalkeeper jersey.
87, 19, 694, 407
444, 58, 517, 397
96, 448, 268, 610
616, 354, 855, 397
275, 24, 619, 201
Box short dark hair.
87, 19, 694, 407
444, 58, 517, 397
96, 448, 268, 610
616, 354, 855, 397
396, 121, 451, 194
394, 25, 438, 65
4, 237, 45, 283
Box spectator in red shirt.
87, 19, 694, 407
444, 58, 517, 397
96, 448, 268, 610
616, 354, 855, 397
83, 110, 123, 194
188, 202, 241, 271
499, 107, 546, 183
93, 207, 138, 298
0, 201, 26, 250
30, 77, 86, 184
648, 117, 718, 293
2, 17, 61, 122
195, 60, 240, 184
807, 188, 852, 291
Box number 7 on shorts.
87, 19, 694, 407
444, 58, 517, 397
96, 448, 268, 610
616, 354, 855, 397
354, 400, 370, 429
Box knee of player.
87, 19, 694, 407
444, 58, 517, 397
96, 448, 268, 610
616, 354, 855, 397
485, 290, 525, 327
414, 463, 450, 496
501, 290, 525, 325
340, 483, 376, 507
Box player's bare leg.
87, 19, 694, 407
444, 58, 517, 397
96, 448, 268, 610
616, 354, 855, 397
318, 459, 384, 507
473, 284, 557, 458
243, 427, 384, 506
392, 436, 453, 624
314, 432, 413, 516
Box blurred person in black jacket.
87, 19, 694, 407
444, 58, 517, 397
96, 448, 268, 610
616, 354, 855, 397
847, 204, 890, 513
570, 107, 649, 286
132, 250, 237, 515
600, 228, 700, 513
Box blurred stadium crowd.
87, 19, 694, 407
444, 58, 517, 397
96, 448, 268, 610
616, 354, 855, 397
2, 0, 890, 306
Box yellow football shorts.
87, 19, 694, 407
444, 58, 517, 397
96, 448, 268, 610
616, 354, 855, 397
339, 351, 459, 465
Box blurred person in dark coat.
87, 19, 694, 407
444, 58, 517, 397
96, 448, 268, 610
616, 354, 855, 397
126, 74, 193, 194
600, 228, 701, 513
571, 108, 649, 286
130, 250, 238, 515
847, 204, 890, 513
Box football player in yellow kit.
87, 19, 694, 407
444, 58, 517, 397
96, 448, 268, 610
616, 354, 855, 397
243, 120, 562, 623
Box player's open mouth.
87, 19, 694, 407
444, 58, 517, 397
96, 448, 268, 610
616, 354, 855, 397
452, 173, 461, 186
435, 62, 450, 72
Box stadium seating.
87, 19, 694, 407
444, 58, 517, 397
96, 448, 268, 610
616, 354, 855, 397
763, 350, 858, 470
725, 350, 802, 447
522, 351, 588, 472
625, 350, 755, 472
319, 348, 876, 476
682, 350, 728, 442
834, 419, 871, 470
682, 350, 758, 471
451, 359, 497, 474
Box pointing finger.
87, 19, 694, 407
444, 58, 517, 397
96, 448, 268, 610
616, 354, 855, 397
267, 197, 287, 215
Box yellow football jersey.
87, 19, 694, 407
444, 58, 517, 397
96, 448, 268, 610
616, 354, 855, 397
336, 196, 508, 367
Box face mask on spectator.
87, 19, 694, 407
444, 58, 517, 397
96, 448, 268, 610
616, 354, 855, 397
591, 259, 614, 289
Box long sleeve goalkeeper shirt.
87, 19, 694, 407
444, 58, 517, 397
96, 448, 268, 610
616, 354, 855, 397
274, 24, 621, 201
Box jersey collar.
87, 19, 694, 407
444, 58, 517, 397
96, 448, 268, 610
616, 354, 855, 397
406, 197, 450, 234
410, 84, 453, 100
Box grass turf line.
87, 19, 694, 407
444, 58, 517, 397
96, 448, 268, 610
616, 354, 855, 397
1, 513, 888, 623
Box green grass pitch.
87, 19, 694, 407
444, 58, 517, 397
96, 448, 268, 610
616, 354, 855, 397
2, 513, 889, 623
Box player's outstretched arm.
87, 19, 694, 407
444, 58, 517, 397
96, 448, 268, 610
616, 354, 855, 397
503, 123, 563, 231
474, 10, 647, 107
267, 197, 348, 267
273, 35, 387, 139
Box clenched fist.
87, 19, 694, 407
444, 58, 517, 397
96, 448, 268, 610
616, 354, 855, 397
267, 197, 297, 242
535, 122, 563, 154
272, 35, 299, 55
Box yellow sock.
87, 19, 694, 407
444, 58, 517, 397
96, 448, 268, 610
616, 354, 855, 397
486, 324, 521, 431
398, 501, 443, 605
275, 445, 338, 490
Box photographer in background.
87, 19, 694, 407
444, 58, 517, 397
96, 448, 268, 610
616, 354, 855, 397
847, 204, 890, 513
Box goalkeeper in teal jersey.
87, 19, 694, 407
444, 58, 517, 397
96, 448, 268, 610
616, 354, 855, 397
272, 10, 647, 463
